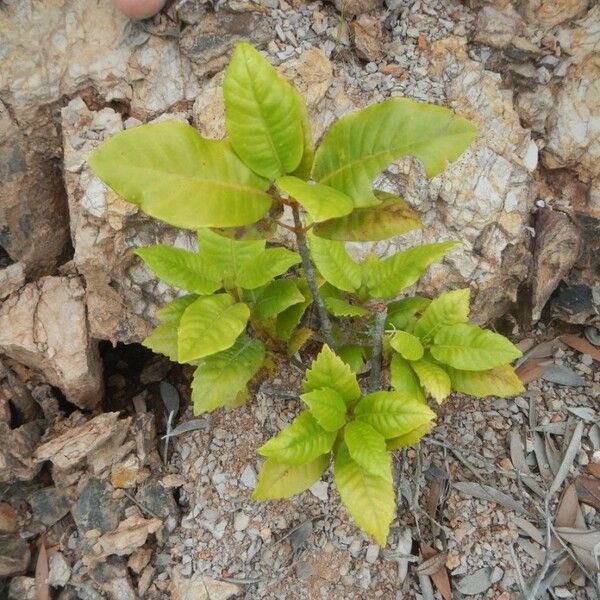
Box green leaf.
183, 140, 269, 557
88, 121, 271, 228
334, 443, 395, 546
323, 297, 369, 317
365, 241, 458, 299
386, 296, 431, 330
308, 231, 362, 293
313, 98, 478, 207
258, 411, 337, 465
389, 331, 424, 361
354, 391, 436, 438
155, 295, 199, 321
197, 229, 265, 288
386, 423, 431, 451
390, 354, 426, 403
142, 320, 179, 361
313, 193, 422, 241
287, 326, 313, 356
413, 288, 470, 340
431, 324, 522, 371
191, 336, 265, 413
135, 245, 220, 295
345, 421, 391, 481
337, 345, 368, 373
276, 176, 354, 223
236, 247, 301, 289
303, 345, 361, 406
300, 387, 347, 432
223, 43, 303, 180
411, 358, 451, 403
252, 454, 329, 500
252, 280, 305, 320
446, 364, 524, 398
178, 294, 249, 362
275, 278, 312, 339
290, 87, 314, 179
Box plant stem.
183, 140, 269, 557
368, 302, 387, 392
290, 203, 335, 349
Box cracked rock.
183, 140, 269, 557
0, 534, 30, 577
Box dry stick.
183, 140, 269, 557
368, 302, 388, 392
290, 203, 335, 349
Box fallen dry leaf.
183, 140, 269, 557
35, 535, 49, 600
575, 476, 600, 511
555, 483, 580, 528
587, 463, 600, 480
420, 544, 451, 600
516, 361, 544, 385
560, 334, 600, 362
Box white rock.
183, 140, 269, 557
233, 512, 250, 532
309, 481, 329, 501
47, 553, 71, 587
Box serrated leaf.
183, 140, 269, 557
446, 364, 524, 398
301, 387, 347, 432
365, 242, 458, 299
345, 421, 392, 481
252, 279, 305, 321
178, 293, 249, 362
334, 442, 395, 546
276, 176, 353, 223
224, 43, 303, 180
411, 358, 451, 403
303, 345, 361, 406
313, 98, 478, 207
386, 423, 432, 451
323, 297, 369, 317
390, 354, 426, 403
386, 296, 431, 330
252, 454, 329, 500
155, 295, 199, 321
390, 331, 424, 361
197, 229, 265, 288
308, 231, 362, 293
337, 345, 368, 373
431, 324, 522, 371
135, 245, 220, 295
142, 320, 179, 361
354, 391, 436, 438
191, 336, 265, 413
258, 411, 336, 465
88, 121, 271, 228
314, 193, 422, 241
236, 247, 301, 289
413, 288, 470, 340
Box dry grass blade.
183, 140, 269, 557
514, 517, 545, 545
419, 544, 451, 600
561, 334, 600, 362
35, 535, 49, 600
533, 432, 553, 482
547, 422, 583, 500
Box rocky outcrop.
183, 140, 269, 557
0, 276, 102, 409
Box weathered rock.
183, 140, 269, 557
0, 421, 44, 484
62, 98, 196, 344
72, 479, 125, 535
0, 503, 18, 533
351, 14, 385, 62
473, 5, 525, 49
171, 573, 242, 600
48, 552, 72, 588
0, 263, 25, 300
520, 0, 591, 29
29, 487, 70, 526
532, 209, 581, 321
0, 276, 102, 408
515, 86, 554, 133
7, 576, 36, 600
332, 0, 384, 17
0, 534, 30, 577
88, 557, 137, 600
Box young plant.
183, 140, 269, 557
88, 43, 524, 545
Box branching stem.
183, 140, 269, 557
368, 302, 387, 392
290, 203, 335, 349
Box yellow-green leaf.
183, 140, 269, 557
413, 288, 470, 341
142, 320, 179, 361
365, 242, 458, 299
224, 43, 303, 180
258, 411, 337, 465
354, 391, 436, 438
389, 331, 424, 361
252, 454, 329, 500
313, 98, 478, 207
236, 247, 301, 290
386, 296, 431, 330
191, 336, 265, 413
301, 387, 347, 432
313, 193, 422, 241
446, 364, 524, 398
334, 443, 395, 546
135, 245, 220, 295
345, 421, 391, 481
323, 297, 369, 317
386, 423, 432, 451
337, 345, 368, 373
411, 358, 451, 403
431, 323, 523, 370
276, 176, 353, 223
289, 86, 315, 179
308, 232, 362, 293
88, 121, 271, 228
275, 278, 312, 339
303, 345, 361, 406
251, 280, 305, 321
155, 295, 199, 322
178, 294, 249, 362
390, 354, 426, 403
